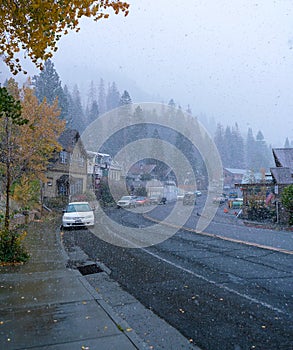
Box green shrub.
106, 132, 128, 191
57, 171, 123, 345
281, 185, 293, 225
99, 182, 115, 207
135, 187, 147, 196
247, 204, 275, 222
0, 228, 29, 264
44, 196, 68, 210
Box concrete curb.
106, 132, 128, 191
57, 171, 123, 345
78, 276, 149, 349
58, 226, 149, 349
60, 226, 199, 349
143, 214, 293, 255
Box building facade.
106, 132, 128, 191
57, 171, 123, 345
43, 129, 88, 201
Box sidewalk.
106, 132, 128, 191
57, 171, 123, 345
0, 216, 197, 350
0, 217, 144, 350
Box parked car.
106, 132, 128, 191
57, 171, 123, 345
195, 190, 202, 197
62, 202, 95, 229
117, 195, 136, 208
183, 193, 196, 205
148, 196, 160, 205
177, 190, 185, 201
135, 196, 149, 206
213, 196, 226, 204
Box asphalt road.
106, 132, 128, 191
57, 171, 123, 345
62, 203, 293, 350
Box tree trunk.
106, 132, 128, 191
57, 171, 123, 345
4, 115, 11, 230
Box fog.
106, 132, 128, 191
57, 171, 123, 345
1, 0, 293, 146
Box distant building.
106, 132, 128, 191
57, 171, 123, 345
236, 148, 293, 223
44, 129, 88, 200
272, 148, 293, 172
223, 168, 247, 189
87, 151, 122, 191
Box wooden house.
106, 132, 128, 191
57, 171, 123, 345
236, 148, 293, 223
43, 129, 88, 201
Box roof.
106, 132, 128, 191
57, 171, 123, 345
224, 168, 247, 175
270, 167, 293, 185
58, 128, 88, 156
129, 163, 156, 175
272, 148, 293, 172
58, 129, 80, 152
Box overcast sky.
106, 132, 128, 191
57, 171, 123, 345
1, 0, 293, 146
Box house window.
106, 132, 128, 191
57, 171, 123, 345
60, 151, 68, 164
70, 178, 83, 196
58, 183, 68, 196
78, 155, 85, 167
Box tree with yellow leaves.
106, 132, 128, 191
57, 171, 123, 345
0, 0, 129, 74
0, 78, 65, 229
0, 79, 65, 263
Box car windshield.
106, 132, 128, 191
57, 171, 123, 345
121, 196, 131, 200
66, 203, 91, 212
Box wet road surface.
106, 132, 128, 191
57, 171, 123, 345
63, 205, 293, 350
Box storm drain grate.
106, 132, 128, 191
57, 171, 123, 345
77, 264, 103, 275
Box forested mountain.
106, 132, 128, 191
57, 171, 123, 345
31, 59, 290, 173
214, 123, 273, 171
32, 60, 124, 132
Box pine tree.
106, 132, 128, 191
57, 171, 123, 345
120, 90, 132, 105
214, 123, 225, 165
246, 129, 272, 171
131, 105, 148, 161
246, 128, 256, 170
168, 98, 176, 118
63, 85, 73, 128
254, 130, 271, 170
168, 98, 176, 108
132, 105, 148, 140
284, 137, 290, 148
32, 59, 68, 121
231, 123, 245, 168
150, 128, 166, 178
71, 85, 85, 132
106, 82, 120, 111
224, 126, 233, 167
98, 78, 106, 116
88, 100, 99, 125
85, 81, 98, 126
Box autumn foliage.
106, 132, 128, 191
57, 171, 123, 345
3, 80, 65, 182
0, 79, 66, 263
0, 79, 65, 230
16, 86, 66, 180
0, 0, 129, 74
